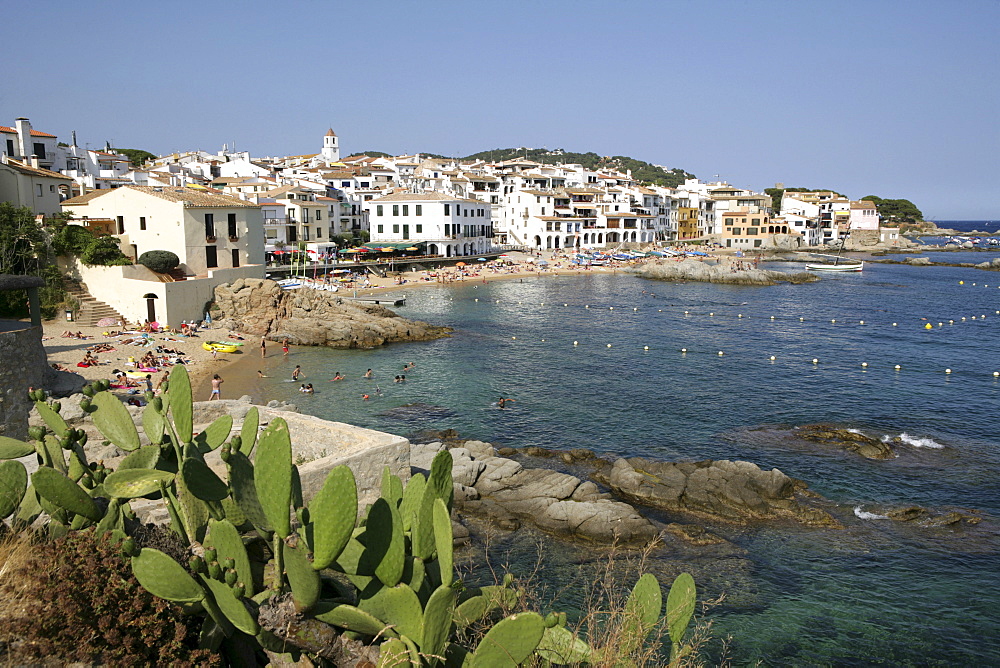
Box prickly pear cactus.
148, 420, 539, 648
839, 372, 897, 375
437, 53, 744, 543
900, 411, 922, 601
667, 571, 696, 660
309, 465, 358, 570
468, 612, 546, 668
0, 460, 28, 519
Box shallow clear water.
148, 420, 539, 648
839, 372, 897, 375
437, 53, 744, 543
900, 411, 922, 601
242, 262, 1000, 665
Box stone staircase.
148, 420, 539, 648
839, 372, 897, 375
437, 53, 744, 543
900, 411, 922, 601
165, 267, 188, 282
65, 283, 126, 327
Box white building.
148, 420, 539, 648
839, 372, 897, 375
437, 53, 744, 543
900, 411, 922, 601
0, 155, 74, 217
364, 192, 493, 257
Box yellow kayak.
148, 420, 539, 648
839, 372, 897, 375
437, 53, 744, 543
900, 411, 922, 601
203, 341, 240, 354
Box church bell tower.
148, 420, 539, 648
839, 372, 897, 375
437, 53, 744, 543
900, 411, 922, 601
321, 128, 340, 163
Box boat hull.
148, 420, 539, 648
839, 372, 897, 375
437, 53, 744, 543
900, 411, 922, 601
806, 263, 864, 272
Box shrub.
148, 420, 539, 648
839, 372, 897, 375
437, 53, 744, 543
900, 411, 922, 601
0, 529, 216, 666
80, 236, 131, 266
51, 224, 95, 256
138, 249, 180, 273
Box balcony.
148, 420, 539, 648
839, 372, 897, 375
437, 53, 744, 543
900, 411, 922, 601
229, 235, 239, 242
206, 234, 217, 243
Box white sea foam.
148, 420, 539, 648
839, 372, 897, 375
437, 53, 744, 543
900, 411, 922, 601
854, 506, 889, 520
898, 432, 945, 449
847, 428, 863, 434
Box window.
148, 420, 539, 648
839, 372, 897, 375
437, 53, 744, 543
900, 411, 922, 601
377, 205, 383, 216
139, 216, 146, 231
33, 143, 45, 159
36, 184, 42, 197
402, 205, 409, 216
731, 227, 741, 235
117, 216, 125, 235
393, 205, 399, 216
227, 213, 237, 238
49, 185, 55, 193
4, 139, 12, 155
377, 224, 384, 233
747, 228, 758, 235
205, 213, 215, 238
206, 245, 218, 268
232, 248, 240, 267
342, 181, 351, 187
444, 204, 450, 215
316, 210, 321, 220
415, 205, 422, 216
444, 224, 450, 236
316, 227, 322, 238
361, 182, 369, 188
415, 224, 422, 233
393, 224, 399, 233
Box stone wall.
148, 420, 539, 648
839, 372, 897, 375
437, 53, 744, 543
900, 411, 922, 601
0, 323, 48, 439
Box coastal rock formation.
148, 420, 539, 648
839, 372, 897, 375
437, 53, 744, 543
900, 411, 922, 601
411, 441, 660, 545
213, 278, 451, 348
629, 258, 817, 285
600, 457, 838, 526
906, 256, 933, 266
976, 258, 1000, 270
795, 424, 896, 460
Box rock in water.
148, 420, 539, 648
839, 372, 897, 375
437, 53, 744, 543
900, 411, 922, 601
795, 424, 896, 460
628, 258, 817, 285
213, 278, 451, 347
603, 457, 838, 526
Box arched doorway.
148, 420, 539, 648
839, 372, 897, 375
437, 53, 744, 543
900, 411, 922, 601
143, 293, 158, 324
534, 235, 542, 248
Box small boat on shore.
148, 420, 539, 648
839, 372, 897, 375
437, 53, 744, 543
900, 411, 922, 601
202, 341, 241, 353
806, 261, 864, 272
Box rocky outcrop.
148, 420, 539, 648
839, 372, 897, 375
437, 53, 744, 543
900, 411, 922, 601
629, 258, 817, 285
905, 256, 933, 266
976, 258, 1000, 271
795, 424, 895, 460
213, 278, 451, 348
411, 441, 660, 545
600, 457, 838, 526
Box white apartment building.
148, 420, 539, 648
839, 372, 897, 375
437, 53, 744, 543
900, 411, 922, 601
0, 155, 74, 217
364, 192, 493, 257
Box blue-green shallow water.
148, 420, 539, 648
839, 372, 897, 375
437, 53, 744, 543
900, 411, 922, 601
245, 263, 1000, 665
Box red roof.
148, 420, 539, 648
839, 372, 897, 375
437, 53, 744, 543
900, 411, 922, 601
0, 126, 58, 138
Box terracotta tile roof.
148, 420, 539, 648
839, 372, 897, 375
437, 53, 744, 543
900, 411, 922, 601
133, 185, 260, 207
372, 191, 481, 203
3, 158, 72, 180
61, 189, 111, 206
0, 126, 57, 138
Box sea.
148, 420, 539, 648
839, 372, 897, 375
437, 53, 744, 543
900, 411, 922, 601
230, 223, 1000, 666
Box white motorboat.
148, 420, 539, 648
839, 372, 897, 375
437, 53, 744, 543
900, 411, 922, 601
806, 261, 864, 272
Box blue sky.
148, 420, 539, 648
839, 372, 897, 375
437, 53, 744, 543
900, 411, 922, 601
2, 0, 997, 218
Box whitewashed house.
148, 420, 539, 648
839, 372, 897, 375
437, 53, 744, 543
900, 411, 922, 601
364, 192, 493, 257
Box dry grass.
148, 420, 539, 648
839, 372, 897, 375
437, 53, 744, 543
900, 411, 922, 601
0, 529, 37, 628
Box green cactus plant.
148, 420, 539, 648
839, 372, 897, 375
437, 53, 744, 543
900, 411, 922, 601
31, 467, 102, 521
666, 571, 696, 663
309, 465, 358, 570
0, 435, 35, 459
132, 547, 205, 603
254, 418, 293, 539
239, 406, 259, 455
284, 539, 321, 613
467, 612, 546, 668
90, 390, 141, 451
0, 459, 28, 519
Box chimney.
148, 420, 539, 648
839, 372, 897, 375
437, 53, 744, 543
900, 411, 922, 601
15, 117, 31, 159
30, 155, 40, 169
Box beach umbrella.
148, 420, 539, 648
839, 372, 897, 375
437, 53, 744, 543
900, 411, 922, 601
537, 259, 549, 265
405, 247, 420, 251
477, 257, 487, 261
456, 262, 467, 267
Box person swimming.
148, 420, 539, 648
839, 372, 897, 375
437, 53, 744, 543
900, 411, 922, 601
330, 372, 344, 381
364, 369, 373, 379
497, 397, 515, 409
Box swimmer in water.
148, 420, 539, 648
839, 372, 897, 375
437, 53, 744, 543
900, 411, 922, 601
362, 394, 370, 401
257, 370, 267, 378
330, 372, 344, 381
292, 365, 302, 380
364, 369, 373, 379
497, 397, 515, 409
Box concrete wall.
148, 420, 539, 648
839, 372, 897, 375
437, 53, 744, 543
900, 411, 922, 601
190, 400, 410, 511
0, 323, 48, 439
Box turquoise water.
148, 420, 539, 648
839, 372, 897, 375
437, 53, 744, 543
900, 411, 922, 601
245, 262, 1000, 665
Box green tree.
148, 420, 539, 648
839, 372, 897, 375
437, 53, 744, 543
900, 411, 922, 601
0, 203, 46, 317
861, 195, 923, 223
80, 236, 131, 266
113, 148, 157, 168
51, 224, 96, 257
137, 250, 180, 273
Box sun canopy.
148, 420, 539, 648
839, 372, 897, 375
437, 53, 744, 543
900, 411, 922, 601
359, 241, 423, 251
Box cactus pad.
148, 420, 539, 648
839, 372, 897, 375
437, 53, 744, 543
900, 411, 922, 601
132, 547, 205, 603
90, 391, 141, 452
103, 468, 175, 499
0, 460, 28, 519
254, 418, 293, 538
432, 498, 454, 586
206, 519, 253, 593
358, 583, 423, 641
314, 603, 394, 637
310, 465, 358, 570
666, 571, 696, 648
364, 498, 405, 587
239, 406, 259, 455
34, 401, 68, 438
420, 584, 457, 657
181, 458, 230, 501
284, 540, 321, 612
201, 575, 259, 635
168, 365, 194, 443
117, 444, 161, 470
0, 436, 35, 460
31, 467, 102, 521
195, 414, 233, 452
469, 612, 545, 667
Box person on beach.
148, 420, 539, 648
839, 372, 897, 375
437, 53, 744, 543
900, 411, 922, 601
260, 336, 267, 358
144, 374, 153, 393
282, 339, 289, 355
292, 365, 302, 380
209, 374, 223, 400
364, 369, 373, 379
330, 372, 344, 381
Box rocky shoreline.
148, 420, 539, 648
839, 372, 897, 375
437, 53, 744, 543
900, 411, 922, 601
629, 258, 817, 285
213, 278, 452, 347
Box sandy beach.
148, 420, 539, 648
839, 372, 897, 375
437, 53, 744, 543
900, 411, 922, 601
40, 320, 255, 401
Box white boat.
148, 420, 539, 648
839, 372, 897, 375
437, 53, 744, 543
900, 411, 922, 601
806, 261, 864, 272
